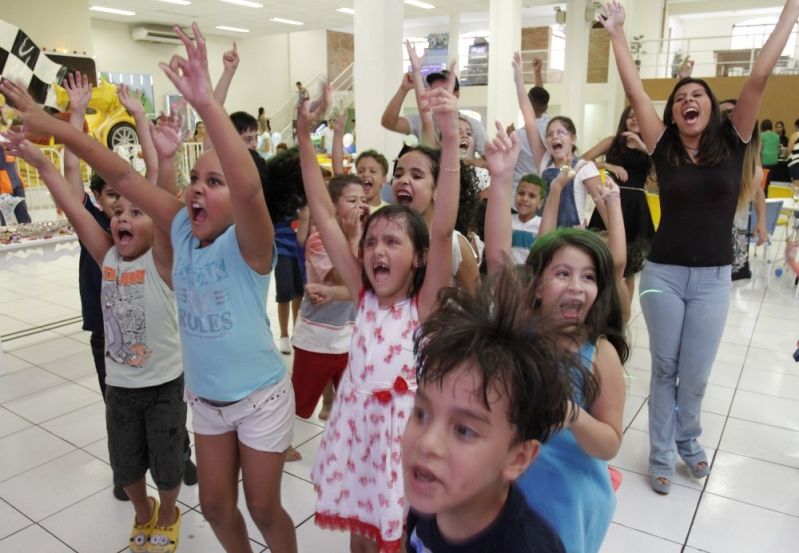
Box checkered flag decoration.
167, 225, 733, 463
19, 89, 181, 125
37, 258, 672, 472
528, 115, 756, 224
0, 20, 67, 110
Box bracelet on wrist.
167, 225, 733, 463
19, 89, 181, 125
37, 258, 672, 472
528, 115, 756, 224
440, 167, 459, 173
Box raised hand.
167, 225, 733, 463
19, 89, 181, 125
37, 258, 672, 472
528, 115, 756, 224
512, 51, 524, 84
340, 203, 367, 243
400, 71, 415, 92
532, 57, 543, 73
149, 113, 185, 160
0, 128, 49, 168
425, 61, 459, 138
159, 23, 214, 109
297, 86, 329, 136
117, 84, 145, 116
0, 79, 53, 137
330, 106, 348, 134
678, 55, 695, 79
222, 41, 239, 72
405, 40, 425, 73
63, 71, 92, 114
484, 120, 520, 180
597, 1, 625, 36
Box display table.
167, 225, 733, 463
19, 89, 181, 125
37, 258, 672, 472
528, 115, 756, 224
1, 232, 78, 268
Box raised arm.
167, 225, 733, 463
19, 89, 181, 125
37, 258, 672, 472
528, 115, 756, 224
3, 130, 112, 265
0, 79, 182, 232
600, 177, 626, 280
417, 73, 460, 320
148, 116, 187, 285
62, 71, 92, 200
538, 167, 572, 236
581, 136, 613, 162
532, 56, 544, 88
731, 0, 799, 141
117, 84, 158, 184
484, 121, 521, 275
405, 40, 437, 148
380, 73, 414, 135
297, 89, 363, 300
598, 2, 664, 151
162, 25, 273, 273
512, 52, 547, 169
213, 42, 239, 106
569, 338, 626, 460
330, 107, 347, 176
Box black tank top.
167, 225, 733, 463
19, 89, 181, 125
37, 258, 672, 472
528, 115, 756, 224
648, 119, 746, 267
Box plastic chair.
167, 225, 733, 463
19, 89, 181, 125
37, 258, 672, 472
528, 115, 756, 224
645, 192, 661, 230
748, 199, 784, 282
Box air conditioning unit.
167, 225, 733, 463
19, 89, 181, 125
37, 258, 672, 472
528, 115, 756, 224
131, 26, 184, 45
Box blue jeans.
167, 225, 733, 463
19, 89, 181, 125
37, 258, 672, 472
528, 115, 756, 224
639, 261, 731, 477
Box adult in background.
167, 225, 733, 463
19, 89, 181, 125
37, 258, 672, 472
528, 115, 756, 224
381, 69, 487, 156
600, 0, 799, 495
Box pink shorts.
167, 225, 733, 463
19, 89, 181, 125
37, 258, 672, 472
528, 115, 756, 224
185, 373, 294, 452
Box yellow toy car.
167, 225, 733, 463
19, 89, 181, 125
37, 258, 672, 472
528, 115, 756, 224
54, 78, 139, 148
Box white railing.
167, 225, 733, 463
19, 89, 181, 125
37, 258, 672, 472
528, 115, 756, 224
633, 30, 799, 79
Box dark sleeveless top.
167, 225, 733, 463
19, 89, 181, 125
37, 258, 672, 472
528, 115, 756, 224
648, 119, 746, 267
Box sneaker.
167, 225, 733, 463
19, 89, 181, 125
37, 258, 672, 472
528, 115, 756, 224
113, 484, 130, 501
279, 336, 291, 354
147, 506, 182, 553
130, 497, 159, 553
183, 459, 198, 486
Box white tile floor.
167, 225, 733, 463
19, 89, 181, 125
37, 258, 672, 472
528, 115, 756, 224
1, 249, 799, 552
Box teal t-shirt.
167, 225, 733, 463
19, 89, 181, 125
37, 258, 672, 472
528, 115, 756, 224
171, 209, 283, 401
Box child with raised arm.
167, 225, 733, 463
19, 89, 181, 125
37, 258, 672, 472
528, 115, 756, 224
511, 53, 606, 229
297, 78, 461, 553
599, 0, 799, 494
484, 124, 627, 553
402, 270, 570, 553
1, 23, 297, 553
2, 116, 185, 552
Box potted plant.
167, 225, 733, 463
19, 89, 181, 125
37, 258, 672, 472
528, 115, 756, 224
630, 34, 645, 69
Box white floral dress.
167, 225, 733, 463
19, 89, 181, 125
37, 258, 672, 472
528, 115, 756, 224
312, 289, 419, 553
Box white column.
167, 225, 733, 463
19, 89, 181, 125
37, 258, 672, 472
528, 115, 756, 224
562, 0, 590, 136
353, 0, 404, 158
486, 0, 522, 137
448, 13, 460, 62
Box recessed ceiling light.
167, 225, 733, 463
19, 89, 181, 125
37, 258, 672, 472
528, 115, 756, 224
158, 0, 192, 5
270, 17, 304, 25
336, 7, 355, 15
89, 5, 136, 16
403, 0, 435, 9
220, 0, 263, 8
215, 25, 250, 32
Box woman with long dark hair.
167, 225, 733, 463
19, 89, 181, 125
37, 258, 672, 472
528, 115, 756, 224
599, 0, 799, 495
582, 105, 655, 303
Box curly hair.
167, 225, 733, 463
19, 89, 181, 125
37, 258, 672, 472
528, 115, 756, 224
257, 147, 307, 222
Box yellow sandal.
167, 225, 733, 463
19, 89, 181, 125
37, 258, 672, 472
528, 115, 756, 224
129, 497, 159, 553
146, 506, 182, 553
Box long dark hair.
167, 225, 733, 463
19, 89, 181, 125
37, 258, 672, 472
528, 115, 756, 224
606, 106, 650, 171
525, 228, 629, 367
662, 77, 729, 167
358, 205, 429, 298
394, 144, 479, 237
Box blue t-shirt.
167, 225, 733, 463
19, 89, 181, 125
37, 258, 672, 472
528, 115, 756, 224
171, 209, 284, 401
274, 219, 297, 257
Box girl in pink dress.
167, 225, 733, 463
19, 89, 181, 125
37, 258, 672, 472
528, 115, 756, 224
296, 79, 461, 553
